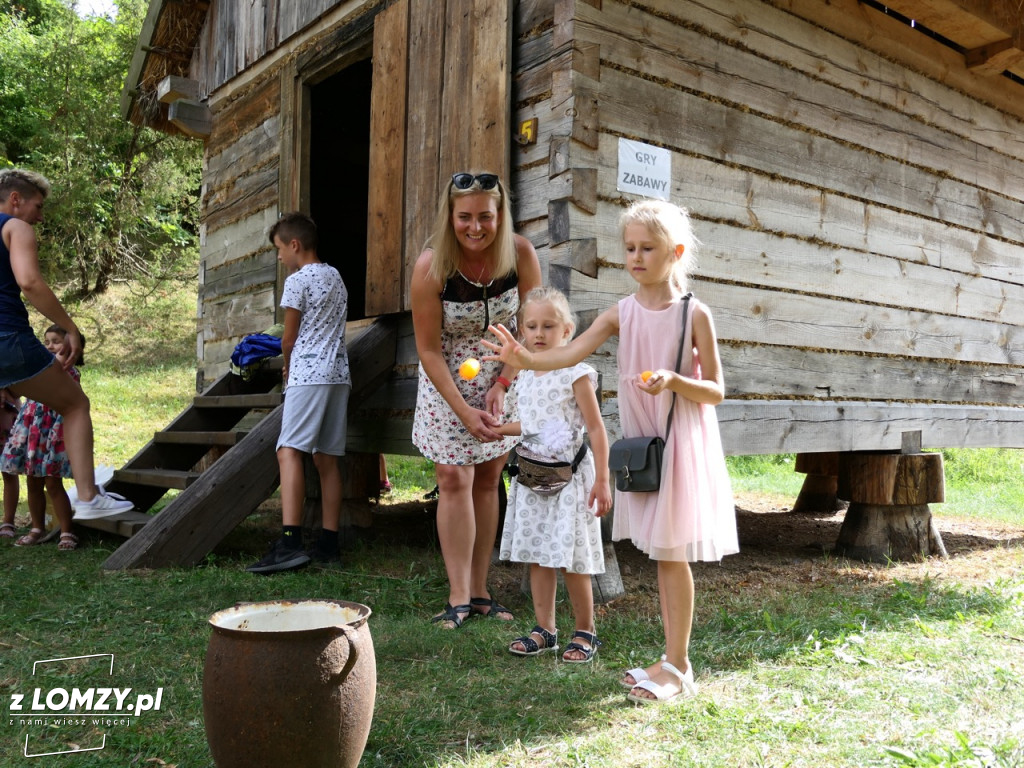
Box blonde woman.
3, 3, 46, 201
410, 172, 541, 629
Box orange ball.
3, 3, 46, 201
641, 370, 654, 382
459, 358, 481, 380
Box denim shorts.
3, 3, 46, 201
0, 329, 55, 389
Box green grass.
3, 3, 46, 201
3, 279, 1023, 767
1, 513, 1022, 767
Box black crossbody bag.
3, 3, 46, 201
608, 294, 691, 493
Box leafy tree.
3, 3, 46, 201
0, 0, 201, 296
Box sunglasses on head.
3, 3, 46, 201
451, 172, 500, 191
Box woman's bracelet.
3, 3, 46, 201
495, 375, 513, 391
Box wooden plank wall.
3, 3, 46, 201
192, 0, 349, 99
511, 0, 1024, 453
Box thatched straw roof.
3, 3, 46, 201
120, 0, 210, 136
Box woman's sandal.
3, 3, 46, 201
0, 522, 15, 539
470, 596, 514, 621
58, 532, 79, 551
620, 654, 668, 688
626, 661, 698, 705
508, 625, 558, 656
14, 528, 44, 547
431, 602, 471, 629
562, 630, 602, 664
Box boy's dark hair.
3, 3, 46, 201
0, 168, 51, 201
270, 212, 318, 251
45, 324, 85, 366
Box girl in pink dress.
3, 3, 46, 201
485, 199, 738, 704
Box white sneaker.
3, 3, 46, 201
73, 490, 134, 520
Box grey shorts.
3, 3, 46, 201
276, 383, 350, 455
0, 330, 56, 389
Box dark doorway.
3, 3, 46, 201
309, 58, 372, 321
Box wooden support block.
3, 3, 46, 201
792, 451, 842, 513
168, 99, 212, 139
838, 452, 945, 505
156, 75, 199, 104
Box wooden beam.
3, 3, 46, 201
156, 75, 199, 103
365, 0, 408, 316
168, 99, 212, 138
964, 37, 1024, 73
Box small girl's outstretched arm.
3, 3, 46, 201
640, 303, 725, 405
573, 376, 612, 517
483, 304, 620, 371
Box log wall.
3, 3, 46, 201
185, 0, 1024, 453
511, 0, 1024, 453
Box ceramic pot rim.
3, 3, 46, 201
209, 599, 371, 636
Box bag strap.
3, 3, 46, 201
663, 293, 692, 442
569, 441, 589, 472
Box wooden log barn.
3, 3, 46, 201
104, 0, 1024, 570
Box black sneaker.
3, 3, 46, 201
245, 539, 311, 574
309, 547, 342, 569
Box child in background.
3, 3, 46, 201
1, 325, 83, 550
485, 199, 738, 703
495, 287, 612, 662
246, 212, 350, 574
0, 389, 21, 538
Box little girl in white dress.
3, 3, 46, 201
496, 287, 612, 663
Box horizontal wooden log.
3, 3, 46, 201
715, 400, 1024, 454
564, 273, 1024, 367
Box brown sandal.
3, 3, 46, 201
58, 532, 79, 551
0, 522, 15, 539
15, 528, 44, 547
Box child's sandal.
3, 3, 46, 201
14, 528, 44, 547
508, 625, 558, 656
58, 532, 79, 551
562, 630, 601, 664
0, 522, 15, 539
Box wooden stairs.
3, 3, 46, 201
99, 316, 398, 570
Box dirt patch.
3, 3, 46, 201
349, 490, 1024, 600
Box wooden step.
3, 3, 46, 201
153, 430, 247, 446
193, 393, 283, 409
75, 510, 153, 538
113, 468, 201, 490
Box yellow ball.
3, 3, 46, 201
641, 370, 654, 382
459, 358, 481, 380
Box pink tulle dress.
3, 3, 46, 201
612, 295, 738, 562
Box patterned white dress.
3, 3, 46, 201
500, 364, 605, 574
412, 271, 520, 465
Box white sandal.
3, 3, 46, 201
626, 661, 697, 705
620, 654, 667, 689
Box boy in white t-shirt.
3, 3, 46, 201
247, 213, 351, 574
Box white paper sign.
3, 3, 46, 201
617, 139, 671, 200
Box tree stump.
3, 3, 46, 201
835, 450, 946, 563
792, 452, 844, 513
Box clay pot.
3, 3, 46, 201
203, 599, 375, 768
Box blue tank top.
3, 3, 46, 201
0, 213, 31, 333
